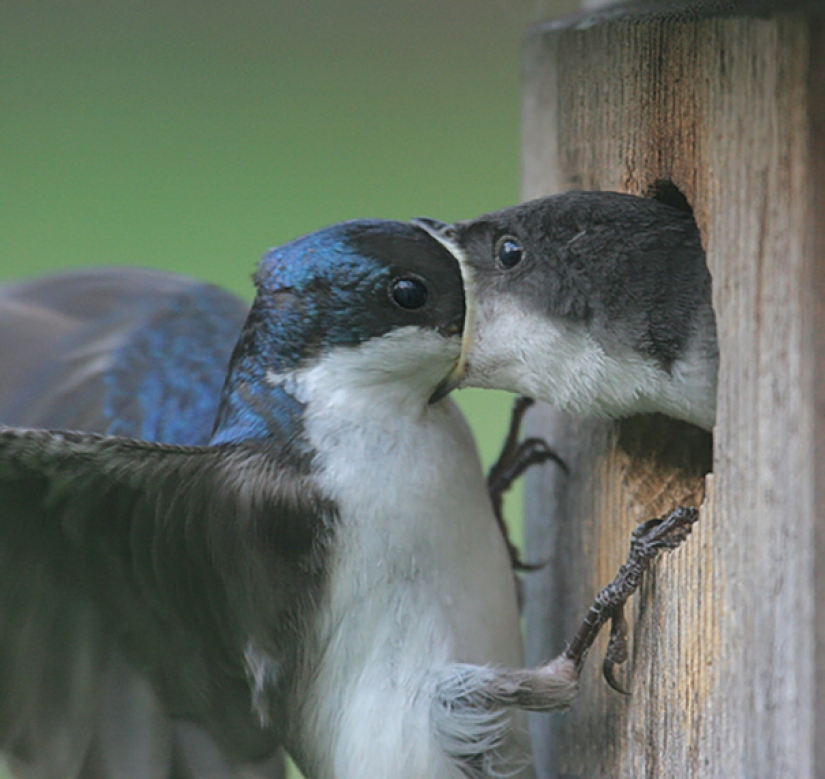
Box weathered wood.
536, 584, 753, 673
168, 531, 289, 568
521, 3, 825, 777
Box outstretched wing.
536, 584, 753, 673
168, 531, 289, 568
0, 269, 294, 779
0, 267, 248, 441
0, 429, 334, 776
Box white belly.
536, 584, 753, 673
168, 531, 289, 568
292, 398, 526, 779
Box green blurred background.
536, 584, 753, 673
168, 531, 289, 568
1, 1, 575, 775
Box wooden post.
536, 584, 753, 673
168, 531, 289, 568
521, 2, 825, 778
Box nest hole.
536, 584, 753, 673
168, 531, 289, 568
647, 179, 694, 216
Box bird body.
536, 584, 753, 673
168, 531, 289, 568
285, 374, 525, 777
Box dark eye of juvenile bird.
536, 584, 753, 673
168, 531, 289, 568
496, 236, 524, 269
391, 277, 429, 310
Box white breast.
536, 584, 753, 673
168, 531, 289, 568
282, 331, 527, 779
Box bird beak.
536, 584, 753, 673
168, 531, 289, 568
428, 366, 463, 404
411, 218, 476, 405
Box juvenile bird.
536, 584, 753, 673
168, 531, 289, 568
419, 190, 718, 430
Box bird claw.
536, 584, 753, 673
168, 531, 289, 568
602, 658, 631, 696
487, 396, 568, 571
562, 506, 699, 692
602, 606, 630, 694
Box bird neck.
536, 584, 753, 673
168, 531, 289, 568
209, 290, 319, 450
210, 350, 312, 462
213, 324, 461, 449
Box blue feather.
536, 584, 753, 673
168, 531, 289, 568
0, 268, 248, 443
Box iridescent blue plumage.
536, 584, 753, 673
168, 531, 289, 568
212, 219, 465, 448
0, 267, 248, 444
235, 219, 459, 366
105, 282, 250, 443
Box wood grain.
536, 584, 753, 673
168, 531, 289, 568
521, 3, 825, 777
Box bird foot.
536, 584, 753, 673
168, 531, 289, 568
562, 506, 699, 691
487, 396, 567, 571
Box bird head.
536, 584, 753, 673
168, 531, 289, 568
213, 219, 468, 444
417, 192, 716, 428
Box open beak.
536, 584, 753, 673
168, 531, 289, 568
411, 217, 476, 405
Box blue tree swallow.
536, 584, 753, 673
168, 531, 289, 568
419, 190, 718, 430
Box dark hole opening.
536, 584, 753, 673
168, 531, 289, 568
647, 179, 694, 217
618, 414, 713, 478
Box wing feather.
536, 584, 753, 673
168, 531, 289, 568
0, 269, 285, 779
0, 428, 334, 770
0, 268, 248, 442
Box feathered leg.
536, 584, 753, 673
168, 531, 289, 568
434, 506, 699, 776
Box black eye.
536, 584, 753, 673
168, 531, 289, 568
496, 236, 524, 269
391, 277, 429, 310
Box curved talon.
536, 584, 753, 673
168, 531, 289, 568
605, 608, 629, 661
512, 556, 548, 572
562, 506, 700, 688
603, 658, 631, 696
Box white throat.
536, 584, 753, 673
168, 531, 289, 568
267, 327, 458, 414
464, 294, 717, 430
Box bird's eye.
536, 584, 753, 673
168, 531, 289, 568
496, 236, 524, 269
391, 277, 429, 310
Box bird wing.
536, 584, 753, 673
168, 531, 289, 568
0, 428, 332, 777
0, 269, 295, 779
0, 267, 248, 442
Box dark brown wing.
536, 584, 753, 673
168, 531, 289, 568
0, 429, 334, 779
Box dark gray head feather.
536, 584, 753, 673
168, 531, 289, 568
453, 191, 710, 369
